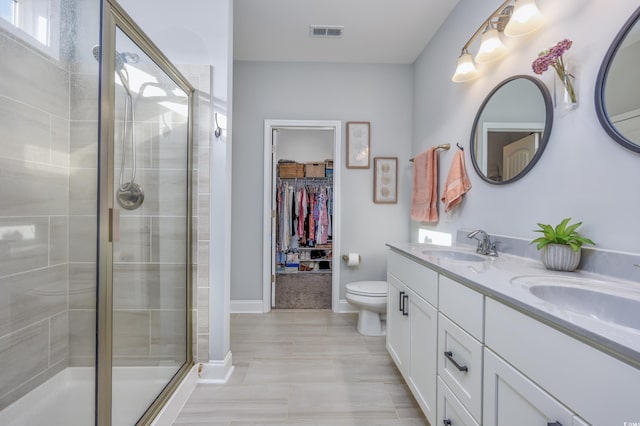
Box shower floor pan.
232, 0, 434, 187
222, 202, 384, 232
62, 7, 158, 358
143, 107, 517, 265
0, 366, 180, 426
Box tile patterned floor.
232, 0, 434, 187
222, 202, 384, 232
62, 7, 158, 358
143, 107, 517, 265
174, 310, 428, 425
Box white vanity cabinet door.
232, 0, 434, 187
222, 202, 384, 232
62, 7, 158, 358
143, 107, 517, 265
483, 348, 577, 426
406, 287, 437, 425
387, 273, 409, 375
438, 377, 480, 426
438, 313, 483, 422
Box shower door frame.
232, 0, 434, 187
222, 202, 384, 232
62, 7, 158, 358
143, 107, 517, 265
97, 1, 195, 424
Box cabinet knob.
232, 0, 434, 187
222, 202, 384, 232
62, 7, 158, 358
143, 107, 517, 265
547, 423, 563, 426
443, 420, 452, 426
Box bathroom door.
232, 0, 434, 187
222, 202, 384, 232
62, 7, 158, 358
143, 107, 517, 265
98, 3, 194, 424
502, 133, 538, 181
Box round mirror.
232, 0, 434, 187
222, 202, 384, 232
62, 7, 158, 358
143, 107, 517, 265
470, 75, 553, 184
595, 6, 640, 153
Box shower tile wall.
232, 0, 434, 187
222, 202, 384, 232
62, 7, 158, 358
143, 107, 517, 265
108, 64, 212, 365
0, 30, 71, 409
179, 64, 213, 363
67, 65, 99, 366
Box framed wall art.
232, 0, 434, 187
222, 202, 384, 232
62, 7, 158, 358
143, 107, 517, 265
373, 157, 398, 204
346, 121, 370, 168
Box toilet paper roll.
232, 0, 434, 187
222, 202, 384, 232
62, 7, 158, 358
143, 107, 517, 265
347, 253, 360, 267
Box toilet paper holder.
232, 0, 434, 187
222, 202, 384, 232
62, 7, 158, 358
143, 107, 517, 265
342, 254, 361, 262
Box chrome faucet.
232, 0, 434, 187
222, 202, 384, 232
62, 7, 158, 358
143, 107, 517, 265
467, 229, 498, 257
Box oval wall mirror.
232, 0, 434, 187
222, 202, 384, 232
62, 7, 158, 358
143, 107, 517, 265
595, 6, 640, 153
470, 75, 553, 184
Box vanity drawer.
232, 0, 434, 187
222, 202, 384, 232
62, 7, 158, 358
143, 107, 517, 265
438, 313, 483, 422
439, 275, 484, 341
387, 250, 438, 306
437, 377, 479, 426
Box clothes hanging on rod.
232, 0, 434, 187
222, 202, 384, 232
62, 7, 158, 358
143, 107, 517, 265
276, 179, 333, 254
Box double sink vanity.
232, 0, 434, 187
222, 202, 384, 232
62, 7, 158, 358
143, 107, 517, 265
386, 6, 640, 425
386, 242, 640, 426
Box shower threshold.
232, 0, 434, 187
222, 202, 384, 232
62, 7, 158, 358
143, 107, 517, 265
0, 365, 180, 426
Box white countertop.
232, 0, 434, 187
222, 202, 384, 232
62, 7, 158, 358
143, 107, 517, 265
387, 242, 640, 367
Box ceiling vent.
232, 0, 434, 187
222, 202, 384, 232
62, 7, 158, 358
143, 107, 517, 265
310, 25, 344, 38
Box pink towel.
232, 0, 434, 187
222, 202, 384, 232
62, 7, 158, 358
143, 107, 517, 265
410, 148, 438, 222
441, 149, 471, 213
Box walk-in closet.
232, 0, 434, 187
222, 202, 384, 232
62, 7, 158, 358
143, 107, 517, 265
272, 127, 335, 309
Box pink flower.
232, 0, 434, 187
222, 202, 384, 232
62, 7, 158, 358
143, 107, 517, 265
531, 39, 576, 103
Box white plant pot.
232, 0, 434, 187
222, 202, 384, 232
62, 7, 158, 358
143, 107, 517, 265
541, 244, 581, 272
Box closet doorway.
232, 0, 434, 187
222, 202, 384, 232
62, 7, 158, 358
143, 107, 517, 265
262, 120, 342, 312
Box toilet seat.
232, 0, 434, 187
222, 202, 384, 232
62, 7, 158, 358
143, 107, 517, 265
345, 281, 387, 297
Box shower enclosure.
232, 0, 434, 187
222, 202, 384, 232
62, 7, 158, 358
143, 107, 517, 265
0, 0, 194, 424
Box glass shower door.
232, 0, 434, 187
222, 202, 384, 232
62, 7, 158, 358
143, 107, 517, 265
107, 22, 192, 426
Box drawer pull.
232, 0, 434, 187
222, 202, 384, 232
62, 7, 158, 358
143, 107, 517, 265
547, 423, 563, 426
402, 294, 409, 316
399, 291, 405, 312
443, 420, 452, 426
444, 351, 468, 372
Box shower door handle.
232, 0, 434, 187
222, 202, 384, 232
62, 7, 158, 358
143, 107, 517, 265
109, 208, 120, 242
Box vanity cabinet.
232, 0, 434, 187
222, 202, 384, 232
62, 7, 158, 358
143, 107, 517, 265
387, 251, 438, 424
485, 297, 640, 426
387, 247, 639, 426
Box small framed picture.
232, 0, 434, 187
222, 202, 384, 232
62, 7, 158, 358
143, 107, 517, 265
373, 157, 398, 204
346, 121, 370, 169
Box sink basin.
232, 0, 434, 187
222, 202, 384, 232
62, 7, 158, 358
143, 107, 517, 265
528, 285, 640, 330
421, 249, 487, 262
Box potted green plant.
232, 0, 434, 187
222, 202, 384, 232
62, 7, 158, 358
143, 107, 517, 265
531, 217, 595, 271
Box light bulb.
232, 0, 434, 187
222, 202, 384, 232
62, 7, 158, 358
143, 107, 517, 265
504, 0, 544, 37
452, 51, 478, 83
475, 27, 507, 63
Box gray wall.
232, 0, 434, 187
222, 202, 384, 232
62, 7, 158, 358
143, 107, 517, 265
232, 61, 413, 301
412, 0, 640, 255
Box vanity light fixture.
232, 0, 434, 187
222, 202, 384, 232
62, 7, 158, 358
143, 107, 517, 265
475, 23, 507, 64
504, 0, 545, 37
452, 0, 544, 83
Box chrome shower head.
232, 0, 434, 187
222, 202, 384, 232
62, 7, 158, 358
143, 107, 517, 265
92, 45, 124, 71
91, 45, 139, 71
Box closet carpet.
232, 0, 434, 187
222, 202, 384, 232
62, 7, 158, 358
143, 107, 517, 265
173, 310, 428, 425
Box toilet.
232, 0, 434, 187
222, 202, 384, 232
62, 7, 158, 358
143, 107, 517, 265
345, 281, 388, 336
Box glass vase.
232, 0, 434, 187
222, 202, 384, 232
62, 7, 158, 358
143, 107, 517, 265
554, 63, 578, 111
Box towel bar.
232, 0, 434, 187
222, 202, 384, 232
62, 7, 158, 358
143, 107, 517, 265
409, 143, 451, 162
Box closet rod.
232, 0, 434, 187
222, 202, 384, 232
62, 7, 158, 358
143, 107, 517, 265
409, 143, 451, 162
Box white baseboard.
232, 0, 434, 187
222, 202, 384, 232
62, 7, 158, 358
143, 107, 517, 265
198, 351, 235, 384
231, 299, 265, 313
151, 364, 198, 426
339, 299, 358, 313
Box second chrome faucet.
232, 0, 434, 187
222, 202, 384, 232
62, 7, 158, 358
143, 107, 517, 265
467, 229, 498, 257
